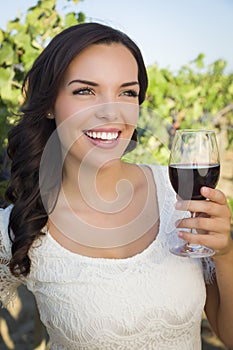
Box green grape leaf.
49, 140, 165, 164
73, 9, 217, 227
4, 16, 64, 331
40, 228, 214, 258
0, 67, 14, 87
0, 43, 15, 65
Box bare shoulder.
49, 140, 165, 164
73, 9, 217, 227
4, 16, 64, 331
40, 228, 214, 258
122, 162, 156, 192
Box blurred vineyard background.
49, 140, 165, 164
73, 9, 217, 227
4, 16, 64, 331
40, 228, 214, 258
0, 0, 232, 349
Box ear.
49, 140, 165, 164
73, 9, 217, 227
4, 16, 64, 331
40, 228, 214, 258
46, 112, 55, 119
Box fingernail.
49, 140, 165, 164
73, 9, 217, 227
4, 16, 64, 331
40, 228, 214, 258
175, 201, 182, 209
202, 186, 210, 194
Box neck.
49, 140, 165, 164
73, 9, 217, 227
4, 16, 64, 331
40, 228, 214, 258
61, 156, 130, 210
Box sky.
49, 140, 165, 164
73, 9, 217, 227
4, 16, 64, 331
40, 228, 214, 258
0, 0, 232, 73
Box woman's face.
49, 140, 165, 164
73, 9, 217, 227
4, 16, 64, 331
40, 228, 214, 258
53, 43, 140, 166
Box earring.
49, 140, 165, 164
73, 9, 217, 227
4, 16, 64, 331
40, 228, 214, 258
47, 112, 54, 119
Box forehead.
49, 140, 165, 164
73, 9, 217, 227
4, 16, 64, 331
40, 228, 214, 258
63, 43, 138, 81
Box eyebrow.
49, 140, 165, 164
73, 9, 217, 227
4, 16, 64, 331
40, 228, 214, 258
68, 79, 98, 87
121, 81, 139, 87
67, 79, 139, 88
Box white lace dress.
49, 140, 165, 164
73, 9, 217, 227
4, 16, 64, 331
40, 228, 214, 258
0, 165, 214, 350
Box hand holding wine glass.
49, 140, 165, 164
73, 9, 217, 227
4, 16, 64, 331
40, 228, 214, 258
168, 129, 220, 258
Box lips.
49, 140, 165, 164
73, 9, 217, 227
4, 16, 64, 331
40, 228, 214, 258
85, 130, 119, 141
84, 128, 121, 148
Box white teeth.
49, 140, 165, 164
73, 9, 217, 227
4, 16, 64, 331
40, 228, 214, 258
85, 131, 119, 140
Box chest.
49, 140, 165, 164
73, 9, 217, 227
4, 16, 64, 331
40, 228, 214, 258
47, 186, 160, 258
47, 165, 160, 258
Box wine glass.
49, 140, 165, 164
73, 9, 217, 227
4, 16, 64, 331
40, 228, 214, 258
168, 129, 220, 258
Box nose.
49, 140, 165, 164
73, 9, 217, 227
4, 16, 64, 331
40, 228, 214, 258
94, 102, 119, 121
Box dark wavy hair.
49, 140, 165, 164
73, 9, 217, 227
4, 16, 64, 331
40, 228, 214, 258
6, 22, 148, 277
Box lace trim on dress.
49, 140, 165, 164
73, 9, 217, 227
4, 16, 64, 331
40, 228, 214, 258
45, 303, 202, 349
0, 206, 22, 307
201, 257, 216, 284
49, 316, 201, 350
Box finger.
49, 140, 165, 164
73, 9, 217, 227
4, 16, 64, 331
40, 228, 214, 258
200, 187, 228, 205
175, 200, 230, 218
176, 216, 231, 234
177, 230, 229, 252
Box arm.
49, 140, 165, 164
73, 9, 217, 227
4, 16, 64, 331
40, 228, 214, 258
175, 187, 233, 349
205, 249, 233, 350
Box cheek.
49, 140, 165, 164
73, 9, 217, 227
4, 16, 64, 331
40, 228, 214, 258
54, 108, 94, 153
54, 97, 76, 126
54, 103, 80, 151
123, 104, 139, 128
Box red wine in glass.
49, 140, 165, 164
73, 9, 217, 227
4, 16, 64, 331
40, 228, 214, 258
168, 130, 220, 258
169, 163, 220, 201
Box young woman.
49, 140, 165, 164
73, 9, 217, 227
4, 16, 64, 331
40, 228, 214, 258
0, 22, 232, 350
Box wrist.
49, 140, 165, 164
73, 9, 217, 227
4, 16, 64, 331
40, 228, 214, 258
213, 239, 233, 262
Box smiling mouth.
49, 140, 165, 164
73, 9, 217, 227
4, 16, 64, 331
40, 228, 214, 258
84, 130, 121, 141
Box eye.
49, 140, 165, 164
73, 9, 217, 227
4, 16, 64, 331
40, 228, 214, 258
120, 90, 139, 98
72, 87, 95, 95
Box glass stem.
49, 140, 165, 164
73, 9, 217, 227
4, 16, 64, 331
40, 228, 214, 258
186, 212, 201, 250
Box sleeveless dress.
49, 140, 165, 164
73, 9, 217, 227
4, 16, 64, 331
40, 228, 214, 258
0, 165, 214, 349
